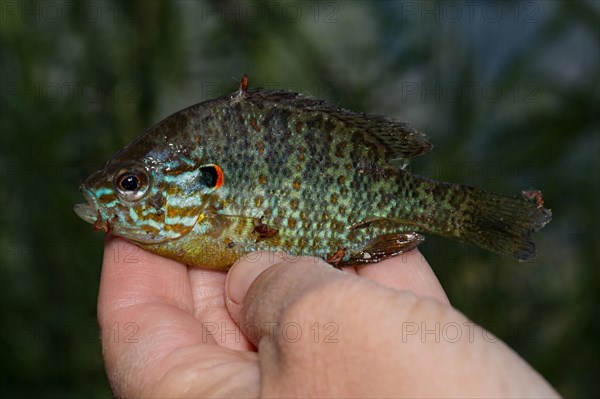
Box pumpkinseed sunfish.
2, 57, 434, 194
74, 76, 551, 270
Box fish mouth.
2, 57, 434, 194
75, 184, 197, 243
74, 185, 98, 223
74, 202, 97, 223
74, 185, 112, 232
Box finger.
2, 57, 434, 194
349, 249, 450, 305
188, 267, 254, 351
226, 253, 559, 398
224, 250, 294, 324
225, 253, 354, 346
226, 254, 439, 396
98, 236, 193, 318
98, 237, 212, 396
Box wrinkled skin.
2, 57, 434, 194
99, 237, 559, 398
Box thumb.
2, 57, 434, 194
225, 251, 350, 344
224, 251, 456, 397
224, 251, 560, 398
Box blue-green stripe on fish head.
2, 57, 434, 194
74, 123, 218, 244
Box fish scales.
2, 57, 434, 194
207, 98, 395, 257
75, 78, 551, 270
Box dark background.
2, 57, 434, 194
1, 0, 598, 397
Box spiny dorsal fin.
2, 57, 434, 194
243, 89, 433, 161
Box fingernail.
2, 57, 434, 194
226, 251, 282, 305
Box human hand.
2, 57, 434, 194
98, 236, 559, 398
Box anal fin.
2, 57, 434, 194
340, 232, 425, 267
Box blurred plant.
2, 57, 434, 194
0, 0, 597, 397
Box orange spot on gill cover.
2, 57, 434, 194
214, 164, 224, 189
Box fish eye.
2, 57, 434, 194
114, 168, 150, 201
120, 175, 139, 191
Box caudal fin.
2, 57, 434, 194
447, 188, 551, 260
398, 172, 552, 260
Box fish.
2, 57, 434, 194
74, 76, 552, 270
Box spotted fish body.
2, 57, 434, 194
75, 79, 551, 270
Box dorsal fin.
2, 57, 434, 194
242, 89, 433, 160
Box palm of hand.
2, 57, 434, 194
98, 238, 259, 397
98, 237, 558, 398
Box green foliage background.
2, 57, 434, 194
1, 0, 598, 397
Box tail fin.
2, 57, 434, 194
400, 174, 552, 260
453, 188, 552, 260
